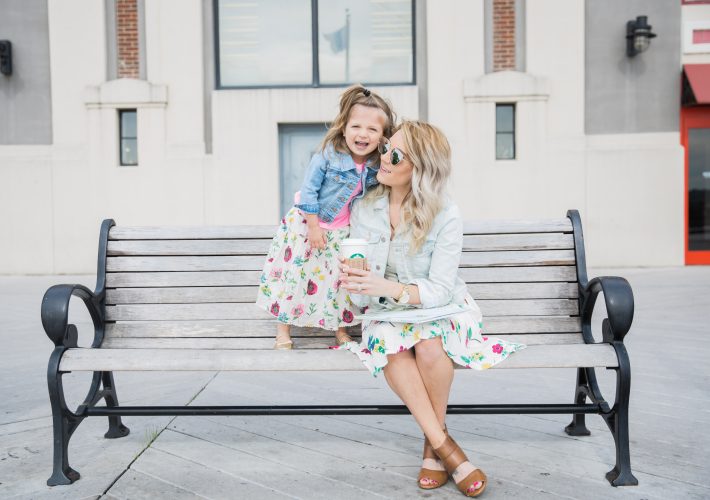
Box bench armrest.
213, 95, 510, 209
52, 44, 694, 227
42, 284, 104, 347
580, 276, 634, 343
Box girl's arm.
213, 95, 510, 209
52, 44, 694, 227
305, 213, 327, 250
295, 151, 327, 215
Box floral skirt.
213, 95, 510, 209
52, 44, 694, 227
254, 207, 360, 330
339, 296, 525, 377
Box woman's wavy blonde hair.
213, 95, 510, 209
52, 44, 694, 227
320, 84, 396, 161
365, 120, 452, 252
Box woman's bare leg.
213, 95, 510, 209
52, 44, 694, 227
414, 337, 484, 494
413, 338, 454, 484
382, 350, 447, 449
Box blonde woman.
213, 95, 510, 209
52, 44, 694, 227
339, 121, 525, 497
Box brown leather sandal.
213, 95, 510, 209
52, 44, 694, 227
418, 434, 449, 489
433, 435, 487, 497
274, 331, 293, 350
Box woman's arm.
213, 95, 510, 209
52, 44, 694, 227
340, 263, 422, 305
408, 210, 463, 308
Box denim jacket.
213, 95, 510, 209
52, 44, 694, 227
294, 145, 380, 223
348, 194, 469, 311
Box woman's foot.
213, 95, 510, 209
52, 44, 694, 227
433, 435, 487, 497
419, 427, 448, 489
274, 327, 293, 350
335, 329, 353, 346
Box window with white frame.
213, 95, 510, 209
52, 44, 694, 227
495, 103, 515, 160
215, 0, 415, 88
119, 109, 138, 166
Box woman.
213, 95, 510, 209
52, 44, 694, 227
339, 120, 525, 497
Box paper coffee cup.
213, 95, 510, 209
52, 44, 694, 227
341, 238, 368, 270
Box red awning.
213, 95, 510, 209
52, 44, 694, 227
684, 64, 710, 105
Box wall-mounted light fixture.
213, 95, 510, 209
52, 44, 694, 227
626, 16, 656, 57
0, 40, 12, 75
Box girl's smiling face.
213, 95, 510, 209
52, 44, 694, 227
343, 104, 387, 163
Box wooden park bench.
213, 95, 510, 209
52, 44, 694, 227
42, 210, 638, 487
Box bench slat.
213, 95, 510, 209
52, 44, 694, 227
106, 256, 265, 272
106, 233, 575, 257
58, 344, 617, 372
106, 271, 262, 287
105, 299, 579, 321
459, 266, 577, 282
108, 219, 572, 241
460, 250, 575, 267
463, 219, 572, 234
100, 333, 584, 349
106, 250, 575, 272
105, 282, 579, 305
463, 233, 574, 251
477, 299, 578, 316
105, 316, 581, 338
109, 226, 277, 240
108, 239, 272, 256
106, 266, 578, 288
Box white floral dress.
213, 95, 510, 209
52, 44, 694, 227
339, 244, 525, 377
255, 207, 360, 329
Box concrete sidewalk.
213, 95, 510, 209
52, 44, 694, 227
1, 267, 709, 499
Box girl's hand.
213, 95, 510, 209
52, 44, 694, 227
339, 259, 400, 297
308, 225, 327, 250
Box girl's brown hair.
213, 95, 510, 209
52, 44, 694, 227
320, 84, 396, 161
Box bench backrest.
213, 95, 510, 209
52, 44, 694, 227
101, 217, 583, 350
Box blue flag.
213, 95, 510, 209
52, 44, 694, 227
324, 25, 348, 53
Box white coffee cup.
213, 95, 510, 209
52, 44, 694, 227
341, 238, 368, 269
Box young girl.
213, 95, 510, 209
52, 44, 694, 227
255, 85, 396, 349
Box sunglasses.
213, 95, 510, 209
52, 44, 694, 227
377, 138, 407, 166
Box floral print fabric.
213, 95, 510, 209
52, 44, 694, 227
340, 296, 525, 377
255, 207, 360, 330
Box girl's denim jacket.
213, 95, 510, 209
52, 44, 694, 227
294, 145, 379, 223
348, 195, 469, 312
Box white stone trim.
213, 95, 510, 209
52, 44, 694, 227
463, 70, 549, 103
84, 78, 168, 109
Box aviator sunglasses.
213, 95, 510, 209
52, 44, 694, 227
377, 138, 407, 166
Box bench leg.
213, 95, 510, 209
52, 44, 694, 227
47, 349, 83, 486
564, 367, 591, 436
602, 345, 638, 486
101, 371, 130, 439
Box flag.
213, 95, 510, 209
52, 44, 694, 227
324, 25, 348, 53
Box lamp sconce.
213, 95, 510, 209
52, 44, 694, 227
626, 16, 656, 57
0, 40, 11, 75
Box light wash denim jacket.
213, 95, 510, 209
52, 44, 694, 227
294, 145, 380, 223
348, 194, 469, 312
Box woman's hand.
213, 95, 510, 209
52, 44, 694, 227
307, 225, 327, 250
339, 258, 401, 297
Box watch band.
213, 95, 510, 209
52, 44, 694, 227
395, 284, 410, 304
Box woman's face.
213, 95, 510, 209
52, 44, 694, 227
376, 130, 413, 189
344, 104, 386, 164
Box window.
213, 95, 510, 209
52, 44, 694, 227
278, 124, 328, 215
215, 0, 415, 88
496, 103, 515, 160
119, 110, 137, 166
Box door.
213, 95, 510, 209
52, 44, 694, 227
278, 124, 329, 217
681, 107, 710, 264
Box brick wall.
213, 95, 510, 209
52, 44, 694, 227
116, 0, 139, 78
493, 0, 516, 71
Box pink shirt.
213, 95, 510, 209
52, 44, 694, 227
294, 162, 364, 230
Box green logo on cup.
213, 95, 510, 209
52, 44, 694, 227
349, 253, 365, 258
